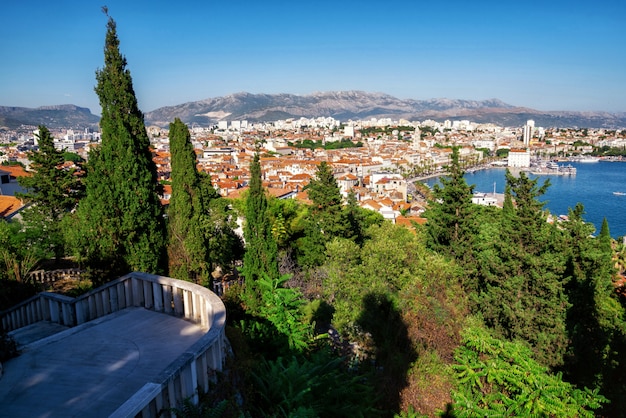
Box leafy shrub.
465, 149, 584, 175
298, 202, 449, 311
451, 320, 607, 417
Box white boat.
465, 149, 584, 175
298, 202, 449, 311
546, 161, 560, 170
577, 156, 600, 163
614, 191, 626, 196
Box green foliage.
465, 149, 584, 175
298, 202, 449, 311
18, 126, 84, 259
297, 161, 344, 266
256, 274, 313, 353
473, 170, 569, 368
170, 398, 229, 418
424, 147, 477, 261
69, 15, 166, 278
0, 219, 42, 282
495, 148, 509, 157
248, 351, 380, 418
167, 118, 213, 283
290, 138, 362, 150
451, 321, 607, 417
62, 151, 84, 163
561, 207, 626, 415
242, 153, 279, 308
204, 195, 244, 270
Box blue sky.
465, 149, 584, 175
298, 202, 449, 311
2, 0, 625, 115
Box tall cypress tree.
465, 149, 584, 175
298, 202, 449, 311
69, 12, 165, 277
167, 118, 210, 283
242, 153, 279, 307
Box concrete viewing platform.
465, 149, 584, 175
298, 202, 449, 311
1, 307, 205, 418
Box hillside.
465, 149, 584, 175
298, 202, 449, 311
144, 91, 626, 129
0, 105, 100, 130
3, 93, 626, 129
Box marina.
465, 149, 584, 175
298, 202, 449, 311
528, 160, 577, 176
424, 160, 626, 238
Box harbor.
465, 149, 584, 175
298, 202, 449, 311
423, 160, 626, 238
527, 160, 577, 176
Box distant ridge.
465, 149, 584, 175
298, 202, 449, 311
144, 91, 626, 129
2, 93, 626, 130
0, 104, 99, 130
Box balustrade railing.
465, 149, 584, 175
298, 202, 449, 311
25, 268, 84, 285
0, 272, 227, 418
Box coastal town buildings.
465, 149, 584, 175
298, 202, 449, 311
3, 119, 625, 223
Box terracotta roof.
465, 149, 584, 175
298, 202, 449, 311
266, 187, 295, 198
395, 215, 427, 230
0, 196, 23, 218
0, 165, 31, 178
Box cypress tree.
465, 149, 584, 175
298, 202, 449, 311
69, 12, 165, 277
167, 118, 211, 283
242, 153, 279, 307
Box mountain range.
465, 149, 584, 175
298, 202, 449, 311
2, 92, 626, 130
0, 105, 100, 130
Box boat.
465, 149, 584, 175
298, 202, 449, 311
546, 161, 560, 170
614, 191, 626, 196
576, 156, 600, 163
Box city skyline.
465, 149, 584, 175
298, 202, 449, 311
2, 0, 625, 115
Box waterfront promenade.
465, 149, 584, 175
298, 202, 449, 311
0, 307, 205, 418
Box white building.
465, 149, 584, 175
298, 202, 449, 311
508, 149, 531, 168
523, 120, 535, 146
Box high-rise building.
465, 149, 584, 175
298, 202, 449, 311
411, 127, 421, 150
523, 120, 535, 146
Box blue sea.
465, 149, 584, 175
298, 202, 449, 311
424, 161, 626, 238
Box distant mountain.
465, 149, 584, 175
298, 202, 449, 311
3, 93, 626, 130
144, 91, 626, 129
0, 105, 99, 130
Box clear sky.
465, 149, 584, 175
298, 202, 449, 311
2, 0, 625, 115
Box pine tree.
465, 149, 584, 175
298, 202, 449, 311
242, 153, 279, 308
69, 13, 165, 278
425, 147, 476, 257
477, 169, 569, 368
167, 118, 211, 283
562, 210, 626, 415
306, 161, 344, 237
18, 125, 83, 259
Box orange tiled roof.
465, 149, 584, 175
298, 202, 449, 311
0, 196, 23, 218
0, 165, 31, 178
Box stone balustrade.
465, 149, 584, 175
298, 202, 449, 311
0, 272, 227, 418
26, 268, 84, 285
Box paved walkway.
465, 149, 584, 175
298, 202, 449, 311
0, 307, 205, 418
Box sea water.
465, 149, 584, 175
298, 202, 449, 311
424, 161, 626, 238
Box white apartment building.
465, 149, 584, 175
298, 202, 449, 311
523, 120, 535, 146
508, 149, 531, 167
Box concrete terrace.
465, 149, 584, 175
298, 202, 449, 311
0, 272, 228, 418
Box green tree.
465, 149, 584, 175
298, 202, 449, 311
296, 161, 345, 266
424, 147, 477, 261
341, 189, 382, 246
167, 118, 211, 283
18, 125, 83, 260
69, 13, 166, 278
242, 153, 279, 308
562, 211, 626, 415
306, 161, 344, 237
476, 170, 569, 368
